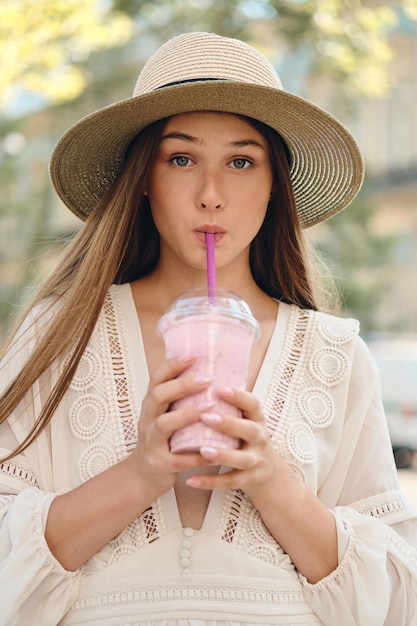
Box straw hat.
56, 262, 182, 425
49, 31, 364, 228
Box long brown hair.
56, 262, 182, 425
0, 115, 325, 461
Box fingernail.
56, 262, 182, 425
179, 354, 194, 363
201, 412, 222, 424
200, 446, 219, 459
218, 386, 233, 397
186, 476, 201, 487
197, 401, 216, 411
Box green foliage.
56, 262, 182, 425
0, 0, 413, 336
111, 0, 399, 98
268, 0, 397, 97
1, 0, 414, 109
0, 0, 133, 109
314, 189, 399, 333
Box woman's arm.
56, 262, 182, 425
0, 355, 211, 626
186, 395, 338, 583
185, 337, 417, 623
45, 356, 214, 570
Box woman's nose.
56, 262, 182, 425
197, 169, 225, 211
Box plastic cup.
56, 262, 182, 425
158, 287, 260, 453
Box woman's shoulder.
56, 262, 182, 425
274, 303, 380, 407
283, 302, 360, 348
5, 295, 63, 347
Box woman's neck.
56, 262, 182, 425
135, 263, 266, 311
132, 272, 275, 332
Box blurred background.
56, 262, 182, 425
1, 0, 416, 484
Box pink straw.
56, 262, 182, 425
205, 232, 216, 303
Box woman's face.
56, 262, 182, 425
147, 111, 273, 277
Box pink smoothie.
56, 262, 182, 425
158, 289, 259, 453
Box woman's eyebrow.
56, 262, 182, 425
161, 133, 265, 150
161, 132, 198, 142
228, 139, 265, 149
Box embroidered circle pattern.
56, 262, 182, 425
79, 444, 117, 481
108, 543, 136, 565
319, 317, 358, 345
286, 421, 316, 464
247, 543, 279, 565
69, 395, 108, 440
298, 388, 335, 428
249, 508, 276, 544
309, 347, 349, 387
67, 349, 102, 391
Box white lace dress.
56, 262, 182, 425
1, 283, 417, 626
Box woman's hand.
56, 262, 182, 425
183, 386, 286, 508
126, 355, 214, 503
184, 386, 338, 584
46, 354, 215, 571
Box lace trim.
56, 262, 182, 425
218, 307, 359, 563
71, 291, 138, 478
309, 347, 349, 387
103, 291, 166, 559
67, 287, 165, 568
0, 460, 39, 487
73, 293, 360, 571
108, 500, 167, 564
263, 307, 358, 468
69, 394, 109, 440
68, 348, 102, 391
79, 444, 117, 481
318, 316, 359, 345
263, 308, 310, 438
218, 489, 291, 569
358, 495, 409, 519
69, 583, 306, 614
103, 294, 138, 454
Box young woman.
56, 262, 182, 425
0, 32, 416, 626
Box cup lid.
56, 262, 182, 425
158, 286, 260, 339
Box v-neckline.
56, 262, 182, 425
117, 283, 289, 533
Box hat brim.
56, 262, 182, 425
49, 81, 364, 227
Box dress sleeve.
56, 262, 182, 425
300, 336, 417, 626
0, 304, 82, 626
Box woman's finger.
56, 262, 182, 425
199, 410, 265, 445
216, 387, 264, 422
144, 356, 212, 413
155, 405, 203, 439
148, 355, 195, 387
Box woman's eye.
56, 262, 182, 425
231, 158, 251, 169
172, 156, 190, 167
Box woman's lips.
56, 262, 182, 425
194, 225, 226, 244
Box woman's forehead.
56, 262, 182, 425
162, 111, 269, 143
